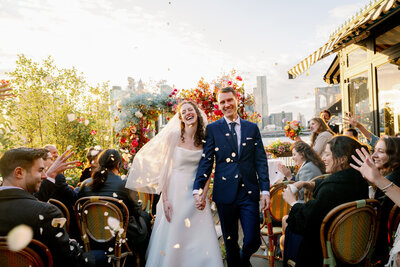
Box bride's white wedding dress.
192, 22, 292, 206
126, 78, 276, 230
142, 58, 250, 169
145, 146, 223, 267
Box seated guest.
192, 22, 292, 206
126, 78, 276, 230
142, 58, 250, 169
79, 149, 149, 267
296, 117, 334, 156
79, 147, 101, 183
0, 148, 92, 267
278, 141, 325, 201
369, 136, 400, 265
281, 136, 369, 266
344, 128, 359, 140
44, 144, 59, 160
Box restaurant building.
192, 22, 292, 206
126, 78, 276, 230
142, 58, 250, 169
288, 0, 400, 136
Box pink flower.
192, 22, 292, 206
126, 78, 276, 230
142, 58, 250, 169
227, 81, 232, 86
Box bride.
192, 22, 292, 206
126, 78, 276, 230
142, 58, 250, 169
126, 100, 223, 267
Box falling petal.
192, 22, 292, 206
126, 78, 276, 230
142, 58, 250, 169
222, 177, 226, 180
202, 153, 205, 157
215, 147, 219, 151
108, 247, 114, 252
40, 228, 43, 235
225, 133, 230, 136
39, 215, 44, 220
55, 232, 63, 238
84, 210, 88, 214
227, 236, 231, 240
7, 225, 33, 251
231, 152, 236, 157
85, 258, 88, 262
235, 174, 239, 179
113, 193, 118, 198
248, 191, 252, 194
226, 158, 231, 163
101, 170, 106, 174
255, 143, 258, 146
184, 218, 191, 228
203, 174, 207, 177
70, 245, 74, 251
173, 244, 180, 249
202, 140, 206, 143
107, 217, 120, 230
242, 143, 246, 146
104, 212, 109, 216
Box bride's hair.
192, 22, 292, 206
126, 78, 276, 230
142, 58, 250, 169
178, 100, 205, 147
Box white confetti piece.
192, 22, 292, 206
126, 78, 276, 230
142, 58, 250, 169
84, 210, 88, 214
113, 193, 118, 198
202, 153, 205, 157
55, 232, 63, 238
231, 152, 236, 157
215, 147, 219, 151
222, 177, 226, 180
242, 143, 246, 146
255, 143, 258, 145
67, 114, 76, 122
108, 247, 113, 252
184, 218, 191, 228
85, 257, 88, 262
104, 212, 109, 216
227, 236, 231, 240
242, 184, 245, 187
39, 215, 44, 220
173, 244, 180, 249
235, 174, 239, 179
70, 245, 74, 251
40, 228, 43, 235
248, 191, 252, 194
225, 133, 230, 136
203, 174, 207, 177
226, 158, 231, 163
7, 225, 33, 251
202, 140, 206, 143
208, 158, 211, 160
111, 157, 114, 161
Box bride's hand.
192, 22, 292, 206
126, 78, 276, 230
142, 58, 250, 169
163, 199, 173, 222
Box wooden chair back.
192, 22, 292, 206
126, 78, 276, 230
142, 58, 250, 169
388, 204, 400, 246
137, 191, 153, 213
0, 237, 53, 267
48, 198, 70, 232
320, 199, 380, 266
74, 196, 132, 267
269, 181, 295, 222
304, 174, 329, 203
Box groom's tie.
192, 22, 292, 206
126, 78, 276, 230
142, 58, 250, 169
230, 122, 238, 153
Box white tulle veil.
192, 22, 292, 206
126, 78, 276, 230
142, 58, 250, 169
125, 107, 208, 194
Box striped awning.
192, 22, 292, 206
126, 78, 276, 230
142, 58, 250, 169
288, 0, 400, 79
324, 55, 340, 84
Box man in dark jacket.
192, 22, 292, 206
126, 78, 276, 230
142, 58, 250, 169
0, 147, 92, 267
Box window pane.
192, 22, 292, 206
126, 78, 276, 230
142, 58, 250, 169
349, 71, 372, 131
347, 41, 367, 66
377, 62, 400, 135
375, 25, 400, 53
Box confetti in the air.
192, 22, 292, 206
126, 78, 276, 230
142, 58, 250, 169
7, 225, 33, 251
184, 218, 191, 228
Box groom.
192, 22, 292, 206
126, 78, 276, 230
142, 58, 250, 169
193, 86, 270, 267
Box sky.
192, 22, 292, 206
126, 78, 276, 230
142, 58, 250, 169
0, 0, 371, 120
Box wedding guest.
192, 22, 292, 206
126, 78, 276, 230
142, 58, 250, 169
296, 117, 334, 156
320, 109, 339, 134
0, 148, 91, 267
79, 149, 150, 267
343, 113, 378, 148
44, 144, 59, 160
368, 136, 400, 264
278, 141, 325, 201
351, 147, 400, 267
344, 128, 359, 139
79, 147, 101, 182
282, 136, 369, 266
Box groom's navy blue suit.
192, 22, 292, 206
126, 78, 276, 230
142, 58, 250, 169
194, 117, 269, 267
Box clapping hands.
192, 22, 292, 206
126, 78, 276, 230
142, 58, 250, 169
194, 192, 206, 210
278, 163, 291, 179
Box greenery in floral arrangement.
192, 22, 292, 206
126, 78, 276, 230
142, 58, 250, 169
265, 139, 292, 157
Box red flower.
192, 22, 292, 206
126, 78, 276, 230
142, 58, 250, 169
204, 100, 209, 106
120, 137, 127, 144
214, 104, 219, 109
214, 109, 223, 116
131, 139, 139, 148
227, 81, 232, 86
236, 76, 242, 81
90, 130, 97, 135
76, 162, 82, 167
78, 117, 84, 123
130, 148, 136, 154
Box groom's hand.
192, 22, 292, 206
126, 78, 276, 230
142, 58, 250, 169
260, 194, 270, 211
193, 194, 204, 210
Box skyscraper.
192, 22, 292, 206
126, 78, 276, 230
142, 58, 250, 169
253, 76, 269, 129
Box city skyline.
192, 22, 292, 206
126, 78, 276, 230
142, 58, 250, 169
0, 0, 371, 120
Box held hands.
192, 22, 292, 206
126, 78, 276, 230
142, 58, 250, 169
163, 199, 173, 222
46, 149, 79, 178
193, 193, 206, 210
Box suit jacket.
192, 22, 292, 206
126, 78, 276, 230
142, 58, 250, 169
295, 161, 323, 201
79, 172, 142, 218
0, 188, 87, 267
286, 168, 369, 266
194, 118, 270, 204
